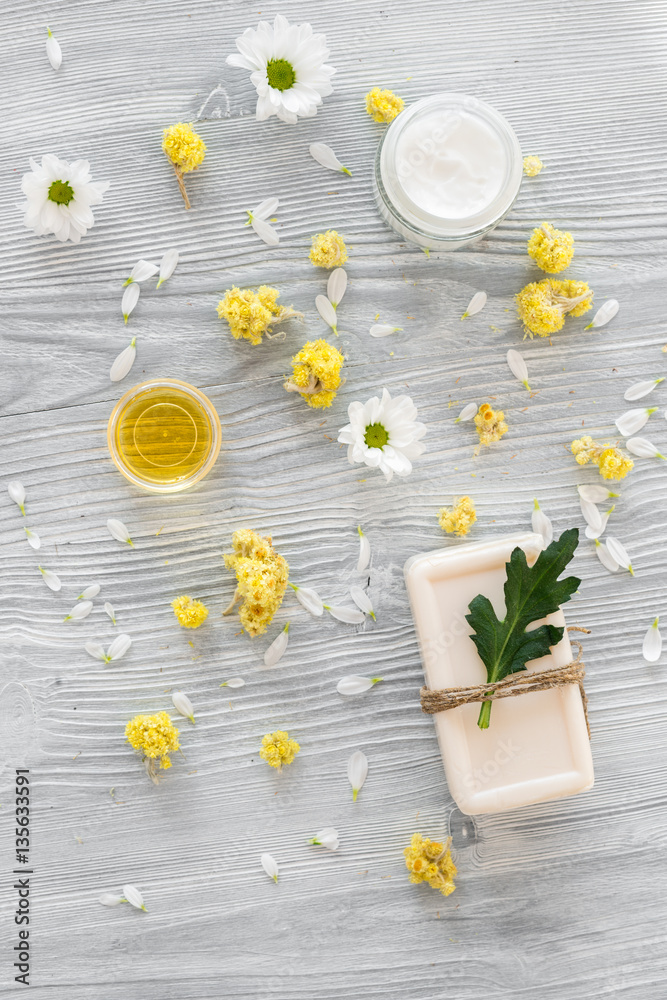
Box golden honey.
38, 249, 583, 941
107, 380, 221, 492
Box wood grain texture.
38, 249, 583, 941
1, 0, 667, 996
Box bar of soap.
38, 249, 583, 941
404, 532, 594, 815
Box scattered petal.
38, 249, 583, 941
85, 641, 107, 661
615, 407, 657, 438
308, 827, 340, 850
643, 617, 662, 663
461, 291, 487, 319
347, 750, 368, 801
316, 294, 338, 333
349, 585, 376, 619
124, 259, 159, 285
327, 267, 347, 307
107, 633, 132, 661
624, 378, 664, 402
337, 675, 382, 696
577, 485, 618, 504
324, 604, 365, 624
99, 893, 124, 907
78, 584, 100, 600
110, 338, 136, 383
122, 884, 146, 911
39, 565, 61, 591
626, 436, 665, 459
580, 499, 603, 533
595, 539, 618, 573
454, 403, 477, 423
8, 481, 26, 514
45, 28, 62, 70
264, 623, 290, 667
64, 601, 93, 622
219, 677, 245, 688
356, 525, 370, 572
172, 690, 195, 724
250, 215, 280, 247
251, 197, 279, 220
605, 536, 634, 575
121, 283, 140, 325
531, 499, 553, 548
156, 248, 179, 288
585, 506, 613, 540
104, 601, 117, 624
369, 323, 402, 338
584, 298, 619, 330
289, 583, 324, 617
107, 518, 134, 546
309, 142, 351, 175
506, 349, 531, 391
24, 527, 41, 550
260, 853, 279, 883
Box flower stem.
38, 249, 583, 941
172, 164, 191, 210
477, 699, 492, 730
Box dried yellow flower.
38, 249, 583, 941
216, 286, 301, 346
259, 730, 300, 770
404, 833, 457, 897
527, 222, 574, 274
365, 87, 404, 124
284, 339, 345, 408
162, 122, 207, 209
571, 435, 634, 481
438, 496, 477, 537
223, 529, 289, 637
516, 278, 593, 338
125, 711, 180, 783
309, 230, 348, 269
171, 595, 209, 629
523, 155, 544, 177
475, 403, 508, 447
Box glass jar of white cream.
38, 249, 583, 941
373, 93, 523, 250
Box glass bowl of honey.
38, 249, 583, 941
107, 379, 222, 493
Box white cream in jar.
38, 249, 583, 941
374, 93, 523, 250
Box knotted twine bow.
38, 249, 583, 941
420, 626, 591, 739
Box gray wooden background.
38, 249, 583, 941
2, 0, 666, 997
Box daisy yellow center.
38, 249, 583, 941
47, 179, 74, 205
364, 422, 389, 449
266, 58, 296, 91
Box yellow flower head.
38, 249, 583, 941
171, 594, 209, 629
162, 122, 207, 173
516, 278, 593, 338
438, 496, 477, 537
365, 87, 404, 124
260, 730, 300, 770
523, 155, 544, 177
527, 222, 575, 274
216, 285, 301, 346
571, 435, 633, 481
309, 230, 348, 269
404, 833, 457, 897
125, 711, 180, 769
223, 529, 289, 637
475, 403, 508, 447
285, 339, 345, 409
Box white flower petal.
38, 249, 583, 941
156, 248, 179, 288
24, 527, 41, 550
85, 641, 107, 661
219, 677, 245, 688
252, 197, 279, 220
107, 633, 132, 661
110, 338, 136, 383
356, 526, 370, 572
338, 388, 426, 481
585, 507, 613, 540
99, 893, 124, 907
455, 403, 477, 423
107, 518, 133, 546
327, 267, 347, 307
309, 142, 351, 175
577, 485, 618, 504
104, 601, 117, 624
46, 31, 62, 70
125, 259, 159, 284
8, 480, 26, 514
626, 436, 665, 459
337, 675, 381, 696
507, 349, 531, 390
595, 539, 618, 573
349, 585, 375, 618
122, 884, 146, 910
260, 853, 279, 883
585, 299, 619, 330
580, 499, 603, 532
605, 536, 634, 575
531, 500, 553, 548
251, 215, 280, 246
291, 584, 324, 617
39, 565, 61, 591
64, 601, 93, 622
616, 407, 656, 438
263, 624, 289, 667
325, 604, 365, 624
643, 618, 662, 663
172, 690, 195, 723
369, 323, 402, 338
347, 750, 368, 801
316, 294, 338, 330
624, 378, 663, 402
121, 283, 140, 324
308, 827, 339, 850
79, 584, 100, 600
461, 291, 487, 319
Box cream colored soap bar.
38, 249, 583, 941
404, 533, 594, 815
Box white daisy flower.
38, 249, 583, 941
226, 14, 335, 125
577, 484, 618, 504
336, 675, 382, 696
337, 388, 427, 482
307, 827, 339, 850
172, 690, 195, 724
643, 617, 662, 663
8, 480, 26, 514
260, 853, 279, 883
288, 583, 323, 617
615, 407, 657, 438
310, 142, 351, 175
110, 338, 136, 383
156, 248, 179, 288
46, 27, 62, 70
263, 624, 289, 667
605, 536, 634, 575
584, 299, 619, 330
245, 197, 280, 246
595, 538, 618, 573
531, 499, 553, 548
455, 403, 477, 424
123, 260, 159, 286
356, 525, 370, 572
624, 377, 663, 402
24, 527, 41, 550
347, 750, 368, 801
626, 437, 665, 459
20, 155, 109, 243
461, 291, 487, 319
369, 323, 402, 338
506, 349, 531, 391
349, 585, 376, 619
327, 267, 347, 308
